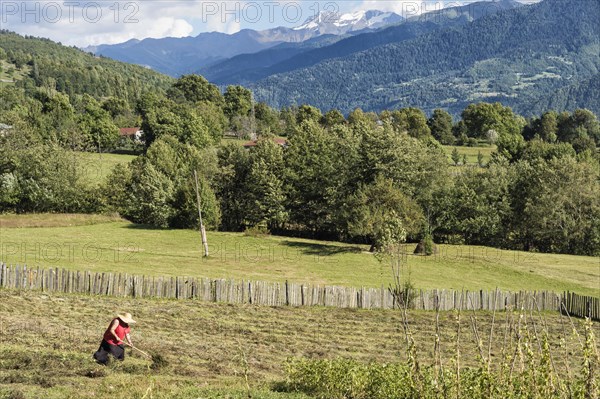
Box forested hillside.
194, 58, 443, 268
198, 34, 344, 85
203, 0, 521, 86
91, 9, 403, 78
251, 0, 600, 116
0, 30, 173, 104
90, 30, 284, 77
531, 73, 600, 115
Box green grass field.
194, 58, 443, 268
0, 289, 596, 398
1, 214, 598, 296
221, 135, 289, 148
443, 145, 496, 165
76, 152, 136, 186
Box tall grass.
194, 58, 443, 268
278, 302, 600, 399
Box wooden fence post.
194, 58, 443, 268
0, 264, 593, 317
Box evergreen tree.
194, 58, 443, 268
346, 176, 421, 252
215, 144, 251, 231
428, 109, 454, 144
451, 148, 460, 166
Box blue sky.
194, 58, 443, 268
0, 0, 539, 47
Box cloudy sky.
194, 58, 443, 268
0, 0, 539, 47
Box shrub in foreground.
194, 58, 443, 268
278, 316, 599, 399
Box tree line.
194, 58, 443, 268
0, 70, 599, 256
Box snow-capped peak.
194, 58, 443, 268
293, 9, 403, 33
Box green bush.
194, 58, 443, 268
423, 233, 434, 256
280, 357, 594, 399
279, 318, 599, 399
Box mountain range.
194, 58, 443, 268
199, 0, 522, 86
66, 0, 600, 118
87, 10, 403, 77
248, 0, 600, 116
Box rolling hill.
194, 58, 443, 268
0, 30, 174, 103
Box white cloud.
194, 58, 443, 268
351, 0, 541, 17
0, 0, 542, 46
350, 1, 442, 17
1, 1, 197, 46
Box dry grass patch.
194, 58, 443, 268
0, 213, 124, 229
0, 289, 597, 398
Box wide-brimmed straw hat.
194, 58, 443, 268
117, 312, 136, 324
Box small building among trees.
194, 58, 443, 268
119, 127, 144, 144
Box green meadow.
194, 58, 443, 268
1, 214, 598, 296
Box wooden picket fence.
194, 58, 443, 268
563, 291, 600, 321
0, 264, 595, 317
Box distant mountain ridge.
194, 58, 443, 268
200, 0, 521, 86
87, 9, 402, 77
248, 0, 600, 117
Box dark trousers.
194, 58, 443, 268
93, 340, 125, 365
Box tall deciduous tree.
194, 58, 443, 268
254, 102, 280, 135
169, 74, 223, 105
215, 144, 251, 231
139, 95, 215, 149
357, 121, 449, 205
1, 141, 97, 213
381, 108, 431, 140
510, 156, 600, 255
224, 85, 252, 119
284, 120, 356, 236
105, 136, 221, 229
432, 165, 512, 246
322, 109, 346, 128
462, 102, 524, 139
539, 111, 558, 142
244, 139, 287, 230
78, 95, 119, 151
296, 104, 323, 125
347, 175, 423, 251
557, 109, 600, 148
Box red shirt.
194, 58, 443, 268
103, 318, 131, 346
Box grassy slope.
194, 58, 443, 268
76, 152, 136, 186
0, 60, 29, 84
1, 215, 598, 296
0, 289, 596, 398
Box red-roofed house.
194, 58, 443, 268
119, 127, 144, 143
